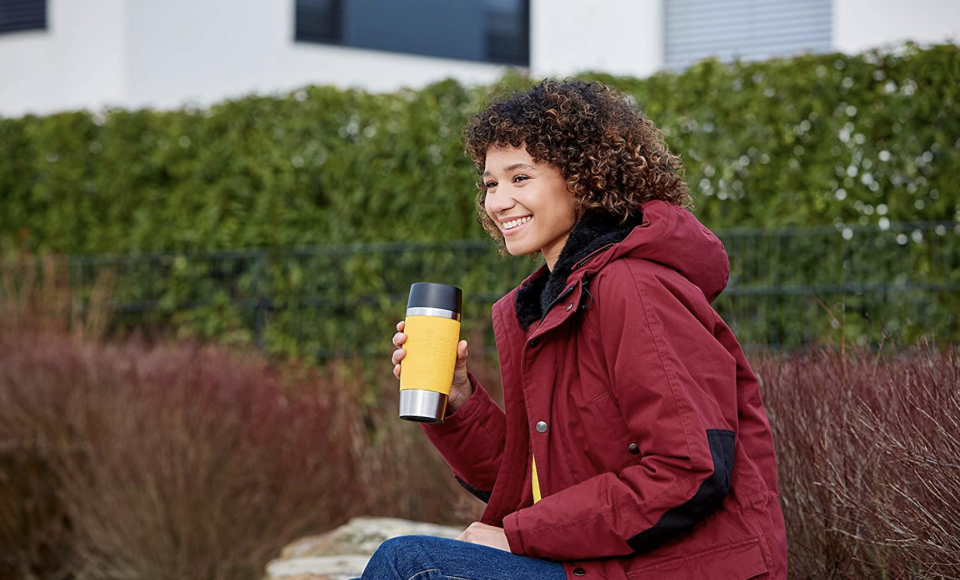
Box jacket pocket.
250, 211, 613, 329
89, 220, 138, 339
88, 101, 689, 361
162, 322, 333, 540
626, 538, 768, 580
589, 392, 644, 467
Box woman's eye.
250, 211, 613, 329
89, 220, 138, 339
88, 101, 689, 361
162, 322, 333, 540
484, 175, 527, 190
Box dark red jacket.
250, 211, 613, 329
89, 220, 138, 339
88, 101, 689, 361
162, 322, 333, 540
423, 200, 788, 580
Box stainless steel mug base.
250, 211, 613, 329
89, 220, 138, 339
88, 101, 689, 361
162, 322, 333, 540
399, 389, 449, 423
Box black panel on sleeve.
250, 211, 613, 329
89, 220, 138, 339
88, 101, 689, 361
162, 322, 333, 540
626, 429, 735, 554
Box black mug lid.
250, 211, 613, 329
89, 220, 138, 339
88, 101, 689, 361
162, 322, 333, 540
407, 282, 462, 314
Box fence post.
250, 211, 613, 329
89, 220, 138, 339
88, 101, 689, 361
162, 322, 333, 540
252, 253, 266, 351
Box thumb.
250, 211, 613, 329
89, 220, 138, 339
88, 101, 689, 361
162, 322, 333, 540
456, 340, 468, 366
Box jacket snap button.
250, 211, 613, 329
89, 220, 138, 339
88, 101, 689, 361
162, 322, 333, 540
566, 303, 573, 311
536, 421, 548, 433
628, 443, 640, 455
529, 338, 539, 348
573, 568, 586, 576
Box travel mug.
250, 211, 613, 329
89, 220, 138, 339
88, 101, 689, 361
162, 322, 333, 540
398, 282, 463, 423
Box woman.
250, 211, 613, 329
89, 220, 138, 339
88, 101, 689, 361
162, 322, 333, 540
362, 79, 787, 579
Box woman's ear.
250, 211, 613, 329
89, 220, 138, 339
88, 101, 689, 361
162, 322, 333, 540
573, 199, 587, 222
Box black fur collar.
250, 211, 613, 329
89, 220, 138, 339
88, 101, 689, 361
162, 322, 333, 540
515, 208, 643, 330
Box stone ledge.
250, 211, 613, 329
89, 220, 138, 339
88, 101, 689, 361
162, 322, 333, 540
264, 516, 462, 580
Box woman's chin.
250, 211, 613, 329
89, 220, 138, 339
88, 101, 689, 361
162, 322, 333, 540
505, 246, 541, 260
503, 241, 530, 257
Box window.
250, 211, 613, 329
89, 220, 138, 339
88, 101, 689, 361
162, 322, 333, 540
295, 0, 529, 67
296, 0, 343, 44
664, 0, 832, 70
0, 0, 46, 34
485, 0, 529, 65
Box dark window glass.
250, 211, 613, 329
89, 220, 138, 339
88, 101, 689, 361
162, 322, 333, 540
485, 0, 529, 65
0, 0, 46, 34
296, 0, 343, 44
294, 0, 529, 67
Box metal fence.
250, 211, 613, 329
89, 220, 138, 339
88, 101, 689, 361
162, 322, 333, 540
9, 220, 959, 358
715, 221, 959, 350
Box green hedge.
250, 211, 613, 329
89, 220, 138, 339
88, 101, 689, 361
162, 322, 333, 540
2, 42, 958, 254
1, 42, 958, 355
593, 43, 960, 230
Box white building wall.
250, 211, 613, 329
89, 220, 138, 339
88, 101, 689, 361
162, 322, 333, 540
833, 0, 960, 54
531, 0, 663, 80
1, 0, 959, 117
0, 0, 126, 117
0, 0, 512, 117
123, 0, 507, 111
0, 0, 662, 117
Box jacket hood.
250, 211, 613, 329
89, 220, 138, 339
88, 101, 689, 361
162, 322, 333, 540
515, 200, 730, 330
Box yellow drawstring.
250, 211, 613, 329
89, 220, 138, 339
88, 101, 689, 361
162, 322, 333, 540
532, 455, 542, 503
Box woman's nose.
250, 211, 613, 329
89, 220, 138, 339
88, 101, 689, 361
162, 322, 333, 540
487, 193, 516, 215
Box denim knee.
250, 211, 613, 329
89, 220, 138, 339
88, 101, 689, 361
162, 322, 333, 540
369, 536, 408, 563
362, 535, 435, 580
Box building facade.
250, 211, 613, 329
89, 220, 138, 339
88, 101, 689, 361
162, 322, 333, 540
0, 0, 958, 117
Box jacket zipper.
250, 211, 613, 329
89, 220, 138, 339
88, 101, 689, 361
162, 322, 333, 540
538, 243, 612, 324
540, 284, 576, 324
572, 242, 615, 271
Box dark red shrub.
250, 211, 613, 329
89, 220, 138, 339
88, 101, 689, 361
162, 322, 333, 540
0, 329, 355, 580
757, 344, 960, 579
4, 251, 958, 579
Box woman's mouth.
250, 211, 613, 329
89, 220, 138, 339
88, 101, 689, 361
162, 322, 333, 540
503, 216, 532, 236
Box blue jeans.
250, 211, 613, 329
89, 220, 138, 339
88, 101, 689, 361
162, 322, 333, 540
350, 535, 567, 580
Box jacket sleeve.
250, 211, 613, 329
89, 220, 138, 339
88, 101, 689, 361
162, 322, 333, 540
420, 371, 506, 503
502, 263, 738, 559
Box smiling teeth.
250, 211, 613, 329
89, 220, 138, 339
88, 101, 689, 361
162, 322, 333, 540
504, 216, 531, 230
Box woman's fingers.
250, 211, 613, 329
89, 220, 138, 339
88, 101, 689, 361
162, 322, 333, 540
392, 321, 407, 380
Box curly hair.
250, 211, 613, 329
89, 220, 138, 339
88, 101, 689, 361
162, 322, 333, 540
462, 78, 692, 259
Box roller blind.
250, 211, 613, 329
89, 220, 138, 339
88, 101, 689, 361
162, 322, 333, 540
664, 0, 832, 70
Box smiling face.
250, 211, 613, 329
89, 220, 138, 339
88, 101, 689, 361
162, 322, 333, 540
482, 145, 579, 272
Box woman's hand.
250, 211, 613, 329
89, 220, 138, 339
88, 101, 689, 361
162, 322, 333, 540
392, 320, 474, 414
456, 522, 510, 551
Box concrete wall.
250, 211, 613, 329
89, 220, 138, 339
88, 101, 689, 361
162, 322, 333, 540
2, 0, 958, 117
0, 0, 126, 116
0, 0, 507, 117
532, 0, 663, 80
833, 0, 960, 53
123, 0, 504, 111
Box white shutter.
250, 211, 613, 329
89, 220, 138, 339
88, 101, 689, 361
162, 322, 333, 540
664, 0, 832, 70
